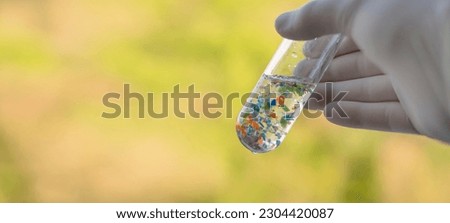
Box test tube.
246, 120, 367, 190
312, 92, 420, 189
236, 34, 343, 154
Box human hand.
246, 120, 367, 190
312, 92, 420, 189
275, 0, 450, 143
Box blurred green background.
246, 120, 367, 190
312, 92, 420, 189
0, 0, 449, 202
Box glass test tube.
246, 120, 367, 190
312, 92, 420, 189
236, 35, 343, 154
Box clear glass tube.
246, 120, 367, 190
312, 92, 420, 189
236, 35, 343, 154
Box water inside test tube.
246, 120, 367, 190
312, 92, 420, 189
236, 35, 342, 154
236, 74, 316, 154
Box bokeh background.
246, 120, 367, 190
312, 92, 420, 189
0, 0, 449, 202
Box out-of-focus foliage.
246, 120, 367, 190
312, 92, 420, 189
0, 0, 449, 202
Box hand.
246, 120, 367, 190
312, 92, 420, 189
275, 0, 450, 143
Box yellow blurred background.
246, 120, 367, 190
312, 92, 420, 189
0, 0, 449, 202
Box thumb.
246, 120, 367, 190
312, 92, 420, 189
275, 0, 363, 40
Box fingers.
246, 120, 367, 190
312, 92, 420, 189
295, 51, 383, 82
275, 0, 363, 40
303, 35, 336, 58
321, 75, 397, 102
322, 51, 383, 82
304, 36, 359, 58
335, 37, 360, 57
306, 75, 398, 110
324, 101, 418, 134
